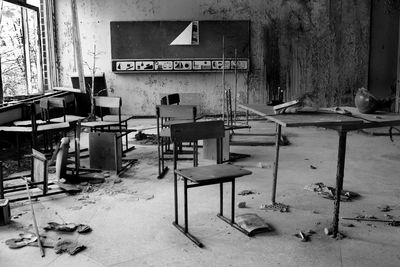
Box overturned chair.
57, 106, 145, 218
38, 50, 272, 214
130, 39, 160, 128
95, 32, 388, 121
170, 120, 252, 247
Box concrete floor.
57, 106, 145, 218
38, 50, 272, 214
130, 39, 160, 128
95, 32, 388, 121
1, 119, 400, 266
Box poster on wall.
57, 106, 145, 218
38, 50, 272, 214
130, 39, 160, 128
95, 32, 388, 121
110, 20, 250, 73
111, 59, 248, 73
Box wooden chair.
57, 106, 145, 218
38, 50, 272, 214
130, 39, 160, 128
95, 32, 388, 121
156, 105, 197, 179
170, 120, 252, 247
44, 95, 85, 123
160, 93, 180, 105
0, 148, 70, 202
84, 96, 135, 152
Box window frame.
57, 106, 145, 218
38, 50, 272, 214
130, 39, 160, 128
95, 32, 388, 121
0, 0, 44, 100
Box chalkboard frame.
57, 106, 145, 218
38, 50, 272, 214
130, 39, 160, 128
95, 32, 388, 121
110, 20, 250, 73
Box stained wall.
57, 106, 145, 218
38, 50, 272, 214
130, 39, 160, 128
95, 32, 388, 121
55, 0, 370, 115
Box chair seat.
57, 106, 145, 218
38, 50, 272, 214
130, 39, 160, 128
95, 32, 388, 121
13, 119, 48, 126
102, 114, 134, 122
81, 120, 120, 128
50, 115, 85, 123
175, 164, 252, 184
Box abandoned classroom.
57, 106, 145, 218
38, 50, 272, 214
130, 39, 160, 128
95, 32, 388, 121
1, 0, 400, 266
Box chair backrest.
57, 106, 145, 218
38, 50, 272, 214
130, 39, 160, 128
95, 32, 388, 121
39, 98, 50, 122
170, 120, 225, 143
156, 105, 197, 120
94, 96, 122, 108
94, 96, 122, 120
161, 93, 180, 105
170, 120, 225, 164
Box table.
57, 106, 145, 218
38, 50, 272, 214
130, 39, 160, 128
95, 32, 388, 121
240, 104, 400, 237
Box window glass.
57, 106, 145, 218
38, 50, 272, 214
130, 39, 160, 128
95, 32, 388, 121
0, 1, 41, 97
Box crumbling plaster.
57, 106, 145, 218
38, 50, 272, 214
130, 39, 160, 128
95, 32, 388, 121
55, 0, 370, 115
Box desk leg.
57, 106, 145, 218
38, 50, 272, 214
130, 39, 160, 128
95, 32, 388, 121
332, 131, 347, 238
271, 124, 282, 204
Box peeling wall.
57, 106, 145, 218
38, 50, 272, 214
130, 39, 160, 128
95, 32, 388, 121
55, 0, 370, 115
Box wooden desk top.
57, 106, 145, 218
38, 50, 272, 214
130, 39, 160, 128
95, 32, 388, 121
239, 103, 400, 130
175, 164, 252, 184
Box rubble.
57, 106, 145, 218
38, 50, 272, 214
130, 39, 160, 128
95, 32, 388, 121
54, 239, 86, 255
304, 182, 360, 201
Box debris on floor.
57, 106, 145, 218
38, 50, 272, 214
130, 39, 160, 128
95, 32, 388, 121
44, 222, 77, 232
54, 239, 86, 255
341, 223, 355, 227
342, 216, 400, 227
235, 213, 273, 235
304, 182, 360, 201
43, 222, 92, 233
238, 190, 256, 196
260, 202, 289, 212
378, 205, 392, 212
294, 231, 310, 242
6, 233, 38, 249
324, 227, 346, 240
76, 224, 92, 233
310, 165, 317, 169
237, 202, 246, 208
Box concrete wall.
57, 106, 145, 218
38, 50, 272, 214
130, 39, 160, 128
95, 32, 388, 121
55, 0, 370, 115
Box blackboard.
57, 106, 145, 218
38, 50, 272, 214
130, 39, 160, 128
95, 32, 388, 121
110, 20, 250, 73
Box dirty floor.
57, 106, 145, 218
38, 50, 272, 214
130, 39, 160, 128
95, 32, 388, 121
1, 119, 400, 266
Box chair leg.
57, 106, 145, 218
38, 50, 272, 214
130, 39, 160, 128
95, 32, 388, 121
217, 179, 251, 237
157, 136, 169, 179
172, 176, 204, 248
231, 179, 235, 224
125, 121, 129, 151
219, 183, 223, 216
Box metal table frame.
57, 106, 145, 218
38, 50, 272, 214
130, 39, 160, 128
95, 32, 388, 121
240, 104, 400, 238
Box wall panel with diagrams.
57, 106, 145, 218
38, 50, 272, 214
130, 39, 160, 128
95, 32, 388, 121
110, 20, 250, 73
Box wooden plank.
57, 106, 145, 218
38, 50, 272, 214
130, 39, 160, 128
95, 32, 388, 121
238, 104, 274, 117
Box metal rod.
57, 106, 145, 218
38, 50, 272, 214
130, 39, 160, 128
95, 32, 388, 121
342, 217, 399, 223
184, 178, 188, 233
173, 143, 178, 224
231, 180, 235, 224
220, 183, 223, 216
332, 131, 347, 238
0, 162, 3, 199
234, 49, 238, 124
24, 179, 45, 257
271, 124, 282, 204
222, 35, 225, 121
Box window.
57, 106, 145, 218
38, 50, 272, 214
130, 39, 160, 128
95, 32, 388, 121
0, 0, 43, 98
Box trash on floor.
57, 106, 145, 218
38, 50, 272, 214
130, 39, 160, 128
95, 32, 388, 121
237, 202, 246, 208
235, 213, 273, 235
378, 205, 392, 212
44, 222, 77, 232
304, 182, 360, 201
238, 190, 256, 196
260, 202, 289, 212
54, 239, 86, 255
5, 233, 38, 249
294, 231, 311, 242
342, 216, 400, 227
